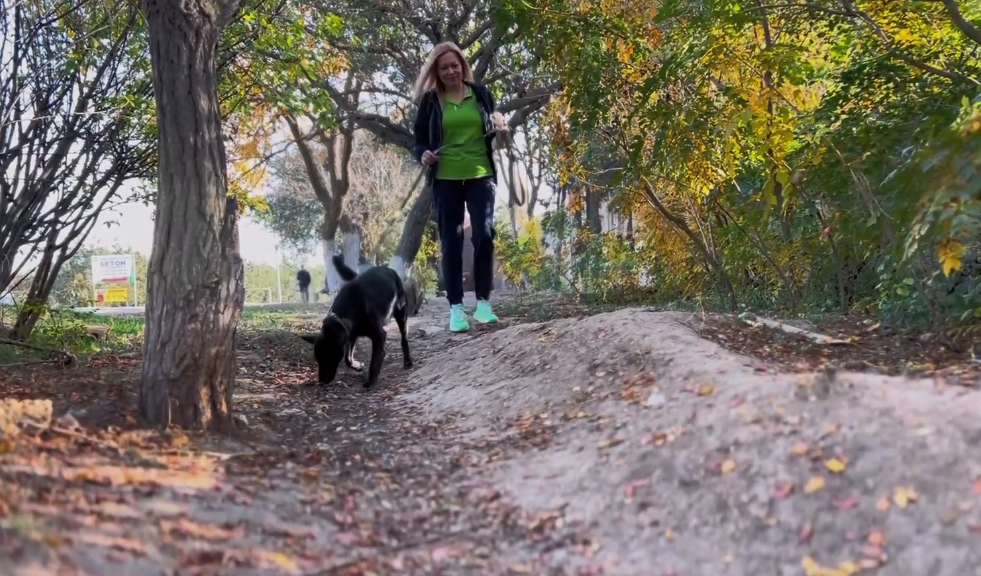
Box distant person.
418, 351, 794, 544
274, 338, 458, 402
296, 267, 311, 303
412, 41, 507, 332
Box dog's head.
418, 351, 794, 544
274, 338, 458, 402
299, 316, 351, 384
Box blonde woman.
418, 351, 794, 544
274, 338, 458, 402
412, 41, 504, 333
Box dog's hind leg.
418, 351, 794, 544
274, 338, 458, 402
364, 330, 387, 389
394, 307, 412, 369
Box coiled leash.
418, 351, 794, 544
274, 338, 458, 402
371, 126, 529, 265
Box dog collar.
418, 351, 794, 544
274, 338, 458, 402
325, 312, 351, 338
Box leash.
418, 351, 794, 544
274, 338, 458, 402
371, 127, 528, 265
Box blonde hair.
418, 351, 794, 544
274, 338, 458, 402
413, 42, 474, 102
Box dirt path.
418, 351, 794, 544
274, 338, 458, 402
2, 295, 981, 575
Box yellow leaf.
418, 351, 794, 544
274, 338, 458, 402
698, 384, 715, 396
803, 555, 860, 576
802, 556, 821, 576
893, 487, 909, 509
825, 458, 847, 474
938, 239, 965, 277
721, 459, 737, 474
804, 476, 826, 494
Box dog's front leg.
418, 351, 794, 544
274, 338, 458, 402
345, 340, 364, 372
364, 331, 386, 389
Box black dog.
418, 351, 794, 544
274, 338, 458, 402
299, 255, 413, 388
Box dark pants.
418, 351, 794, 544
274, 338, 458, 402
299, 286, 310, 303
433, 176, 496, 306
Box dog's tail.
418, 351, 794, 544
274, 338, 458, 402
332, 254, 358, 282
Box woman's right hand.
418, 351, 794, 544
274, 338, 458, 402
421, 150, 439, 166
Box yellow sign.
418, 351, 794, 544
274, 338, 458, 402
102, 286, 129, 303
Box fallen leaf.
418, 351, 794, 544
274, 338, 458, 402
861, 545, 887, 562
799, 521, 814, 544
772, 481, 795, 501
858, 558, 881, 570
867, 529, 886, 547
792, 443, 809, 456
665, 528, 676, 540
824, 423, 839, 435
698, 384, 715, 396
803, 555, 861, 576
905, 485, 920, 502
259, 551, 298, 573
825, 458, 847, 474
893, 486, 917, 509
599, 438, 625, 449
624, 478, 650, 502
804, 476, 826, 494
940, 508, 961, 526
721, 459, 737, 474
876, 496, 891, 512
431, 547, 454, 563
834, 497, 858, 510
974, 477, 981, 495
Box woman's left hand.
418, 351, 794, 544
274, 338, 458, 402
491, 112, 509, 133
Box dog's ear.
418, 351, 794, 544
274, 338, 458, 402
298, 333, 319, 344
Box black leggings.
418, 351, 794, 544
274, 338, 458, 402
433, 176, 496, 306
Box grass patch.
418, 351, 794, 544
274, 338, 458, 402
0, 303, 334, 366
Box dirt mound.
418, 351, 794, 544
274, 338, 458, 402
404, 308, 981, 576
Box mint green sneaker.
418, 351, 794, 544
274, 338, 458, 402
472, 299, 498, 324
449, 304, 469, 333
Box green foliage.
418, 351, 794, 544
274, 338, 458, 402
0, 308, 144, 364
414, 221, 441, 295
495, 218, 563, 292
497, 0, 981, 345
253, 194, 324, 256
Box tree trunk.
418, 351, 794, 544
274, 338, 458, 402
341, 224, 361, 272
585, 188, 602, 234
323, 238, 342, 294
139, 0, 244, 432
388, 184, 434, 279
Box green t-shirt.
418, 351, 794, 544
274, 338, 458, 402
436, 87, 494, 181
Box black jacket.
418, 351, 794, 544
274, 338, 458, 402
411, 81, 498, 185
296, 269, 311, 287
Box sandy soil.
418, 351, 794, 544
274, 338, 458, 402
2, 295, 980, 575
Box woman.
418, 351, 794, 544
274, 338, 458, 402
411, 41, 504, 333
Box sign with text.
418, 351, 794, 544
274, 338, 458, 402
91, 255, 134, 285
99, 286, 129, 303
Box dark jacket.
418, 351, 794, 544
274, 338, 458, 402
296, 269, 311, 287
411, 81, 498, 185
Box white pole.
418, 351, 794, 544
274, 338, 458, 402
275, 246, 283, 303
